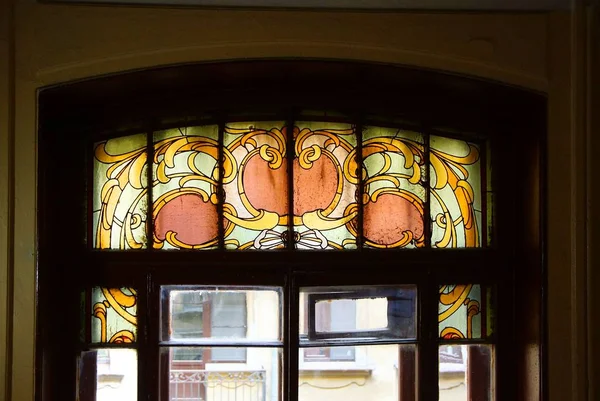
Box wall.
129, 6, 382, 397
587, 6, 600, 401
0, 1, 593, 401
0, 0, 14, 399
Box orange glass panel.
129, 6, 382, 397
362, 126, 426, 249
223, 122, 288, 250
293, 122, 357, 250
152, 126, 219, 250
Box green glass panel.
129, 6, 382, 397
152, 126, 219, 250
438, 285, 494, 340
362, 126, 426, 249
91, 287, 137, 343
430, 136, 482, 248
293, 122, 357, 250
223, 122, 288, 250
93, 133, 148, 249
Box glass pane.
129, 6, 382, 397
438, 285, 494, 340
91, 287, 137, 343
293, 122, 358, 249
300, 286, 417, 342
162, 347, 281, 401
439, 345, 494, 401
430, 135, 483, 248
78, 348, 137, 401
362, 126, 426, 248
223, 122, 288, 250
299, 344, 416, 401
93, 133, 148, 249
152, 126, 219, 250
162, 286, 282, 343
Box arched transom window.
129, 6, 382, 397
93, 121, 488, 251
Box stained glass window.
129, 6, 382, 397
93, 133, 148, 249
90, 121, 490, 251
430, 136, 483, 248
293, 122, 357, 249
438, 285, 494, 340
91, 287, 138, 343
223, 122, 288, 250
362, 126, 426, 248
152, 126, 220, 250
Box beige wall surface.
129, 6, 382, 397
1, 0, 13, 399
24, 5, 549, 89
0, 1, 592, 401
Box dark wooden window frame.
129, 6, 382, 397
36, 60, 546, 401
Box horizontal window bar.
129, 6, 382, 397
438, 339, 496, 345
299, 338, 418, 348
81, 343, 139, 350
159, 340, 283, 348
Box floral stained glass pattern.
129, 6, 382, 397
93, 133, 148, 249
152, 126, 220, 250
91, 287, 138, 343
90, 121, 490, 251
293, 122, 357, 249
438, 285, 493, 340
430, 136, 482, 248
362, 127, 426, 248
223, 122, 288, 249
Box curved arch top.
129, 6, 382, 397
28, 8, 548, 91
39, 59, 545, 138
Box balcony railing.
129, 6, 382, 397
170, 370, 267, 401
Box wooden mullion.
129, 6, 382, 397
467, 345, 492, 401
78, 350, 98, 401
217, 120, 225, 250
287, 271, 299, 401
146, 130, 155, 250
85, 287, 92, 345
87, 140, 94, 250
158, 350, 170, 401
418, 277, 439, 401
423, 128, 431, 249
148, 274, 162, 401
398, 345, 417, 401
356, 121, 364, 250
286, 118, 295, 250
480, 139, 489, 248
137, 274, 150, 401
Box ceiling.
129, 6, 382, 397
51, 0, 571, 10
